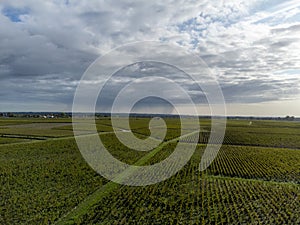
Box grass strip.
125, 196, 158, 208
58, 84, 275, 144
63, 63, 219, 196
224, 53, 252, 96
56, 131, 198, 224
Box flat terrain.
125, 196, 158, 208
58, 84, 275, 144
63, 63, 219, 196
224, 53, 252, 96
0, 117, 299, 224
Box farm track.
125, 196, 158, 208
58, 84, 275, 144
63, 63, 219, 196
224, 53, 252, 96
0, 134, 48, 140
1, 131, 298, 185
1, 119, 299, 224
0, 130, 117, 146
55, 130, 200, 225
3, 122, 71, 129
55, 132, 299, 224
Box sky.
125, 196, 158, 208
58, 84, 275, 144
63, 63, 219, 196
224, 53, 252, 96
0, 0, 300, 116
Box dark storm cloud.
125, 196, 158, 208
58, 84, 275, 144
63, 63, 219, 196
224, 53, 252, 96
96, 61, 206, 110
0, 7, 97, 110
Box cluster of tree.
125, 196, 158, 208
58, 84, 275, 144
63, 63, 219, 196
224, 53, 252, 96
284, 115, 295, 121
227, 116, 297, 121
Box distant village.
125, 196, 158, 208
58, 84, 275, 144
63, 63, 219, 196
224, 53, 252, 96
0, 112, 299, 121
0, 112, 72, 119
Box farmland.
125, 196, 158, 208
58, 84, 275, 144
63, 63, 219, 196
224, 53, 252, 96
0, 117, 299, 224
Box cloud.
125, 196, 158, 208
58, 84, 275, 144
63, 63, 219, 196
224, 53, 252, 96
0, 0, 299, 114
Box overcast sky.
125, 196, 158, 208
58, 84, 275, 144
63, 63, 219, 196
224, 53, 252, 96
0, 0, 300, 116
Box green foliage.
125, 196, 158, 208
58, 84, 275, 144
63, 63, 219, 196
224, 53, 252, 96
0, 118, 299, 224
0, 119, 74, 138
0, 137, 31, 144
0, 138, 104, 224
78, 145, 300, 224
208, 145, 300, 183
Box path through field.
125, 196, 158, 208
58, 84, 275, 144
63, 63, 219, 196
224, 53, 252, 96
55, 130, 200, 224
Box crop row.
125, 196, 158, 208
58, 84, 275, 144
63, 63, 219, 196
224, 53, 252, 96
0, 132, 155, 224
79, 144, 300, 224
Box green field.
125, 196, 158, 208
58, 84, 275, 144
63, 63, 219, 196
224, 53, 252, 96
0, 117, 299, 224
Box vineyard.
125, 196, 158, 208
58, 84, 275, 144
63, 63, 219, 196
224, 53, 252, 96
0, 117, 299, 224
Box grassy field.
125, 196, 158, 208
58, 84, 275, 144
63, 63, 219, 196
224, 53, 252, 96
0, 117, 299, 224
